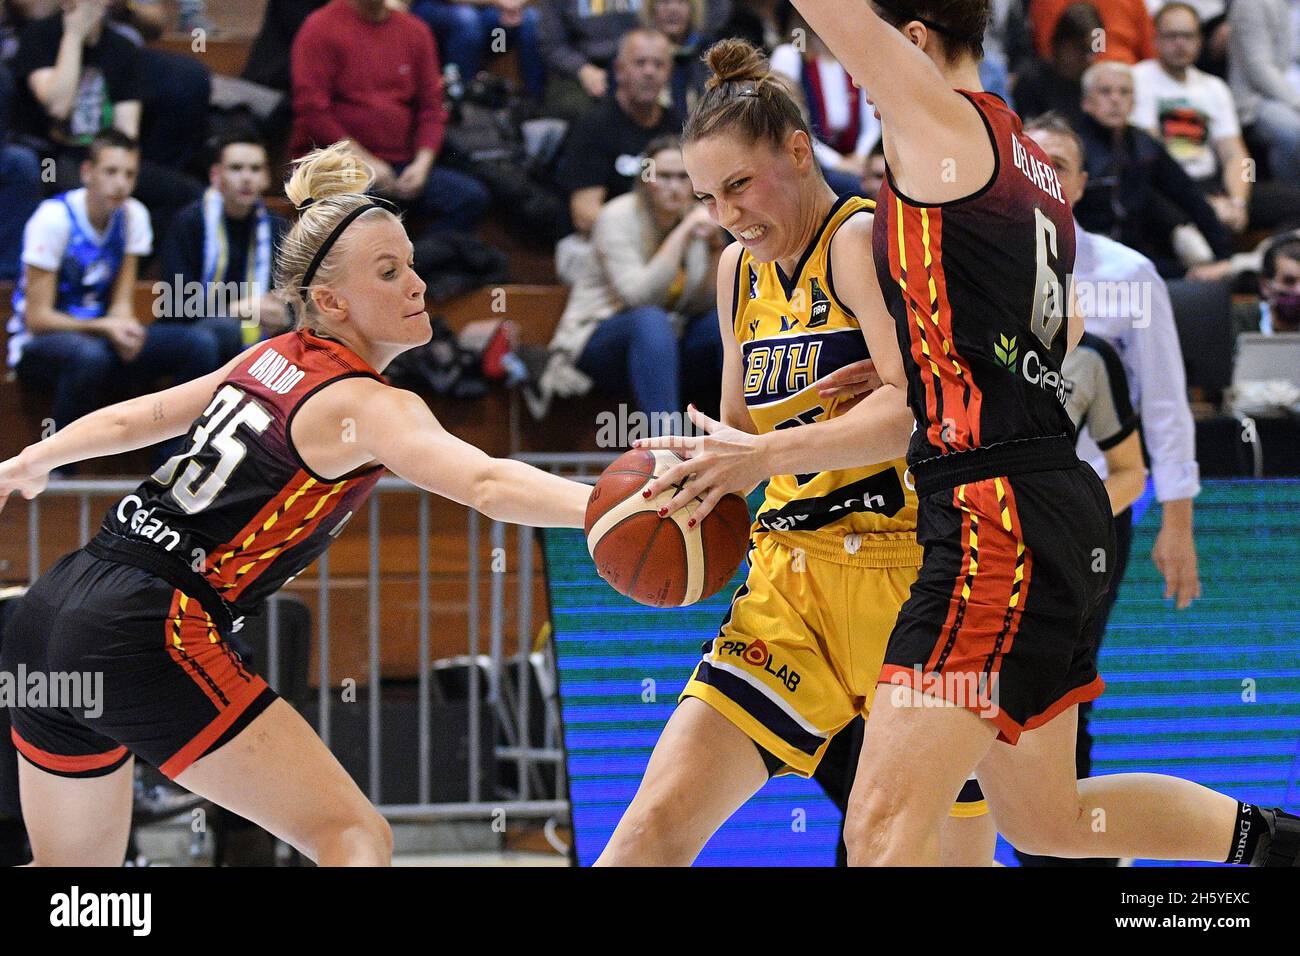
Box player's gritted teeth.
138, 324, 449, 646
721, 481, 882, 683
737, 223, 768, 245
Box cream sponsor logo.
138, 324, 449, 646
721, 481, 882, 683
116, 494, 182, 551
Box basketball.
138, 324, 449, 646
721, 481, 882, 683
584, 448, 751, 608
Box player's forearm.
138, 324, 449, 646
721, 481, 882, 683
1104, 465, 1146, 516
473, 458, 590, 528
757, 384, 913, 476
19, 392, 191, 474
1160, 496, 1194, 531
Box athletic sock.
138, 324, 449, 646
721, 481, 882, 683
1224, 802, 1267, 865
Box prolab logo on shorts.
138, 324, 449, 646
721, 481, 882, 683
807, 277, 830, 328
50, 886, 151, 936
718, 637, 801, 692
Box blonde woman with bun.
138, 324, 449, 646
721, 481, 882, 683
0, 141, 593, 867
597, 40, 995, 866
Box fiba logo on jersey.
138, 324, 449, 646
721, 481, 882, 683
807, 277, 830, 328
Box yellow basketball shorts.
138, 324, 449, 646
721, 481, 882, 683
680, 528, 988, 818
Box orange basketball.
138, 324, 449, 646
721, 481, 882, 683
584, 449, 751, 607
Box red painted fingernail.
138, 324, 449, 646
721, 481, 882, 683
687, 518, 696, 528
658, 507, 668, 517
642, 488, 652, 498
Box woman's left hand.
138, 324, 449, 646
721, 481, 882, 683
632, 405, 769, 523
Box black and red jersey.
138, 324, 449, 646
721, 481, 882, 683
95, 329, 384, 616
872, 91, 1077, 469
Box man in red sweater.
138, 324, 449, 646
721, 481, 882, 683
290, 0, 490, 233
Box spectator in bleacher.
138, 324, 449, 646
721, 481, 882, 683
290, 0, 490, 235
1076, 59, 1231, 277
105, 0, 213, 176
1228, 0, 1300, 186
158, 131, 292, 365
769, 12, 878, 198
537, 0, 641, 123
1027, 113, 1202, 614
537, 135, 724, 431
0, 57, 43, 281
1012, 1, 1102, 128
243, 0, 329, 93
410, 0, 546, 99
1193, 223, 1300, 288
981, 0, 1033, 104
1029, 0, 1155, 64
1247, 234, 1300, 334
10, 0, 203, 242
645, 0, 710, 118
714, 0, 792, 54
556, 28, 680, 238
5, 131, 222, 465
1134, 2, 1300, 236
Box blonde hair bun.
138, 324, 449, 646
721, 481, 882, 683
284, 140, 376, 211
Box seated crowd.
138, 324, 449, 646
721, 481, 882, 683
0, 0, 1298, 467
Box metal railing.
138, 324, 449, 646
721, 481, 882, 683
13, 452, 618, 824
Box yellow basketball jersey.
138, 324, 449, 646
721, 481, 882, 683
733, 195, 918, 538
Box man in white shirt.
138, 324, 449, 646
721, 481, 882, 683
1026, 114, 1203, 613
6, 130, 223, 465
1228, 0, 1300, 185
1133, 2, 1300, 234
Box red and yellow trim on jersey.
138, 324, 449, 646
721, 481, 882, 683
890, 198, 983, 452
203, 469, 351, 603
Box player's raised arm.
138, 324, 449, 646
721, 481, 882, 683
293, 376, 591, 529
787, 0, 995, 203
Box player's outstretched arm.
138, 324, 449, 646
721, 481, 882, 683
756, 213, 913, 474
0, 351, 249, 514
298, 377, 590, 528
787, 0, 993, 203
635, 215, 914, 519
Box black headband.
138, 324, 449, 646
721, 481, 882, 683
299, 198, 394, 298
